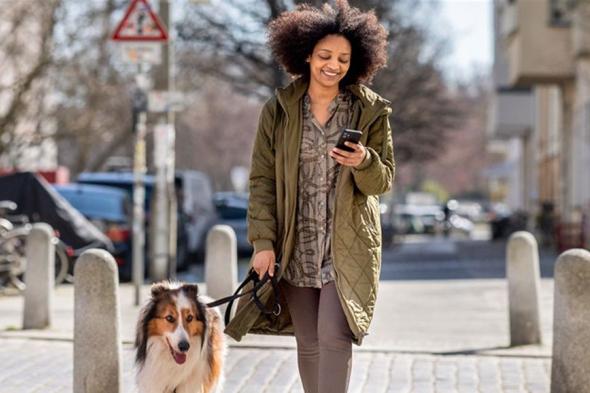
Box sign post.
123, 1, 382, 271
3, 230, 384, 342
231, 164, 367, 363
112, 0, 169, 303
151, 0, 177, 281
131, 97, 147, 306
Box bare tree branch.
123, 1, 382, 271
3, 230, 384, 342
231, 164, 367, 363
0, 0, 61, 157
176, 0, 465, 164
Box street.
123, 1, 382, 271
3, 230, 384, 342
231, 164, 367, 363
380, 235, 558, 280
2, 0, 589, 390
177, 233, 559, 282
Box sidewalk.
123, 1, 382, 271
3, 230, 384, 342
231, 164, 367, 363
0, 279, 555, 392
0, 338, 550, 393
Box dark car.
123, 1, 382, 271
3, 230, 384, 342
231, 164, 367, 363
53, 183, 133, 279
76, 170, 216, 267
213, 192, 252, 256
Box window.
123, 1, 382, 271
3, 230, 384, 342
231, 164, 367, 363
549, 0, 574, 27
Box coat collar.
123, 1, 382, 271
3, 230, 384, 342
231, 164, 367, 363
274, 77, 391, 122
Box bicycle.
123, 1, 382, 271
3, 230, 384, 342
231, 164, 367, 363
0, 201, 70, 291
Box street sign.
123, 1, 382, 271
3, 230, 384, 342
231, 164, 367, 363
112, 0, 168, 42
119, 42, 162, 65
148, 91, 185, 112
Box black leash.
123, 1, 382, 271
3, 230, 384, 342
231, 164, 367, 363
206, 262, 282, 326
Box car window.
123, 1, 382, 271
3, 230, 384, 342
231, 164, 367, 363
58, 190, 127, 222
78, 180, 153, 212
216, 202, 247, 220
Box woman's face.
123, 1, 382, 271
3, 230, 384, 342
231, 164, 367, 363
307, 34, 351, 89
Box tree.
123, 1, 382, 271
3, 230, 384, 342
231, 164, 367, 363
0, 0, 61, 167
176, 80, 261, 190
50, 0, 136, 176
176, 0, 465, 164
397, 73, 494, 199
0, 0, 139, 175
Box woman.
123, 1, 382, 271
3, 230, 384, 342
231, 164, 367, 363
224, 1, 394, 392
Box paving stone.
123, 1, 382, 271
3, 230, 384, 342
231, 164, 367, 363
0, 338, 553, 393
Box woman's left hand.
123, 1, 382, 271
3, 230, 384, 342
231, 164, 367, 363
330, 142, 367, 168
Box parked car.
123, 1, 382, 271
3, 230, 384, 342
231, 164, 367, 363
213, 192, 252, 256
449, 199, 487, 223
393, 204, 445, 235
53, 183, 133, 279
76, 170, 217, 267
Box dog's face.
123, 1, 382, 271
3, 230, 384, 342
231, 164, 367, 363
135, 282, 208, 366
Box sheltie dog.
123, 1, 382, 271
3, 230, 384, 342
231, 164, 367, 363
135, 281, 226, 393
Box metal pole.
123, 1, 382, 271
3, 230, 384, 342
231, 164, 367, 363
164, 0, 178, 280
132, 68, 147, 305
151, 120, 169, 280
150, 0, 178, 280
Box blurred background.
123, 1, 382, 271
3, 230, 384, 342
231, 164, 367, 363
0, 0, 588, 284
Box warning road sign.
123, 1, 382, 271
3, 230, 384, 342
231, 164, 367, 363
112, 0, 168, 42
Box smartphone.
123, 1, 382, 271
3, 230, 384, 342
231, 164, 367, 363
335, 128, 363, 152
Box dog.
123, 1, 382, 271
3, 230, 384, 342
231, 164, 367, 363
135, 281, 226, 393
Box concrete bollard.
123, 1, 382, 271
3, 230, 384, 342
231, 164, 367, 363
74, 249, 122, 393
23, 223, 54, 329
204, 225, 238, 315
551, 248, 590, 393
506, 231, 542, 346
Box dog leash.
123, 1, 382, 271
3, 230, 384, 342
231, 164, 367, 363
206, 262, 282, 327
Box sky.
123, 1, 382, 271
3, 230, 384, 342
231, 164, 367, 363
437, 0, 493, 82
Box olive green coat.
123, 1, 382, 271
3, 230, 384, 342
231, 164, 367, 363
224, 77, 395, 345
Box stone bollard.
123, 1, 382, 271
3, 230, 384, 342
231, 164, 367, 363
74, 249, 122, 393
551, 248, 590, 393
204, 225, 238, 315
506, 231, 542, 346
23, 223, 54, 329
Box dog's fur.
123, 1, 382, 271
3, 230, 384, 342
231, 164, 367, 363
135, 281, 226, 393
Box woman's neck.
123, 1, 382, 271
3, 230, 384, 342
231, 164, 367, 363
307, 81, 339, 104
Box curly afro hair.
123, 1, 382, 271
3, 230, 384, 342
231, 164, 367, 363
267, 0, 388, 86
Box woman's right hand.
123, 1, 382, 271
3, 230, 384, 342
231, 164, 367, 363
252, 250, 276, 279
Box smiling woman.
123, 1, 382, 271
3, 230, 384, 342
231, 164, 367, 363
224, 1, 395, 393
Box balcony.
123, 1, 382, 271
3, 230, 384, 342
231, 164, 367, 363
488, 87, 534, 140
503, 0, 575, 86
573, 3, 590, 57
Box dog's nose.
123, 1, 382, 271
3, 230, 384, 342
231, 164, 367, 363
178, 340, 190, 353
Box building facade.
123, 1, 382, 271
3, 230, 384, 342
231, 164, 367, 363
489, 0, 590, 247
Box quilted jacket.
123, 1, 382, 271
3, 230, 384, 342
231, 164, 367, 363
224, 77, 395, 345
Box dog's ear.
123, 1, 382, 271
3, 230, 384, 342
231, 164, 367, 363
150, 282, 168, 299
135, 298, 157, 365
181, 283, 199, 299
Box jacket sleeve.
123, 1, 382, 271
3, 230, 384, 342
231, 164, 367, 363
351, 109, 395, 196
247, 98, 277, 254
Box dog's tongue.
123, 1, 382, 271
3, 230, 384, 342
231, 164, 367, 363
173, 352, 186, 365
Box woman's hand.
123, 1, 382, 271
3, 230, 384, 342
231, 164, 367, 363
252, 249, 276, 280
330, 142, 367, 167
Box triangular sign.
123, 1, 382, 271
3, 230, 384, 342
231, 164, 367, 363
112, 0, 168, 42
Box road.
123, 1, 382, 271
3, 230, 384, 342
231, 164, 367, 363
380, 235, 558, 280
178, 234, 559, 282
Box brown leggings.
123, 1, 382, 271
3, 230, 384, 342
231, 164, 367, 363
280, 280, 353, 393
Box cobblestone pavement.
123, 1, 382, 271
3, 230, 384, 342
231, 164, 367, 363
0, 338, 551, 393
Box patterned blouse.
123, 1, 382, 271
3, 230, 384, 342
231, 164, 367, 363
283, 91, 353, 288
